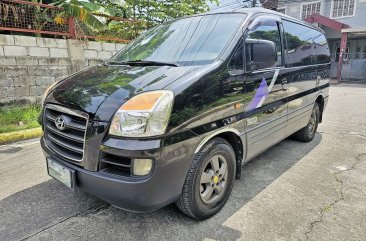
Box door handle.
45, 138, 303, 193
281, 79, 288, 90
316, 76, 321, 86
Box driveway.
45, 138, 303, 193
0, 84, 365, 241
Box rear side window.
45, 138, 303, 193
282, 20, 330, 66
313, 34, 331, 64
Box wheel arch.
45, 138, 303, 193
194, 128, 244, 179
315, 93, 325, 123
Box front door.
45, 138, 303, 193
243, 17, 289, 160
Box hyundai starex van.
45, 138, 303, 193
40, 8, 330, 220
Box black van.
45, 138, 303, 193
40, 8, 330, 220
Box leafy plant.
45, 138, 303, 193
0, 105, 41, 133
30, 0, 56, 35
53, 0, 106, 30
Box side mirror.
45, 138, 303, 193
246, 39, 277, 71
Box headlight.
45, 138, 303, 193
41, 81, 60, 107
109, 90, 174, 137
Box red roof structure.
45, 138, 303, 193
304, 13, 350, 31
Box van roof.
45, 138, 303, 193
201, 7, 325, 33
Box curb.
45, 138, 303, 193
0, 128, 43, 145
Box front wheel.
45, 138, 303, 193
175, 138, 236, 220
293, 103, 320, 142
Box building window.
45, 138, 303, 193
332, 0, 356, 18
355, 46, 361, 59
301, 2, 321, 20
277, 8, 286, 14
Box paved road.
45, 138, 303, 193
1, 84, 365, 241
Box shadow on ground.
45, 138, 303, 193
0, 134, 322, 241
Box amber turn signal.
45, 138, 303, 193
121, 92, 163, 111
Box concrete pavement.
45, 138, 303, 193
0, 84, 365, 241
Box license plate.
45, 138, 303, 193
47, 159, 75, 189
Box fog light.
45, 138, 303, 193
133, 159, 153, 176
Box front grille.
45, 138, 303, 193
43, 104, 88, 162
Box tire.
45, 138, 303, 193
293, 103, 320, 142
175, 137, 236, 220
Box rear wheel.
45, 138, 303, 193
175, 137, 236, 220
293, 103, 320, 142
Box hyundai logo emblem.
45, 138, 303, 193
55, 116, 66, 131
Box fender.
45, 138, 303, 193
314, 91, 326, 123
194, 127, 245, 179
194, 128, 241, 154
314, 91, 325, 103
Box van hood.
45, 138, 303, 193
49, 64, 200, 120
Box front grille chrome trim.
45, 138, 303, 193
46, 125, 84, 143
47, 133, 84, 154
43, 104, 89, 163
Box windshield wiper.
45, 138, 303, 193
127, 60, 180, 67
107, 60, 180, 67
105, 61, 129, 66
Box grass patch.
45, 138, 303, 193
0, 105, 42, 133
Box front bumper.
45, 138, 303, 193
41, 137, 197, 212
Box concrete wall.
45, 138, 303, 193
0, 34, 126, 105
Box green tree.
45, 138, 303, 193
49, 0, 216, 40
94, 0, 217, 39
284, 32, 306, 50
94, 0, 216, 22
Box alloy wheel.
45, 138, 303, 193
199, 154, 228, 204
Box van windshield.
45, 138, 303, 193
109, 14, 246, 66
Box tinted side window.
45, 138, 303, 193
246, 21, 282, 71
283, 20, 317, 67
228, 40, 245, 75
313, 33, 331, 64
